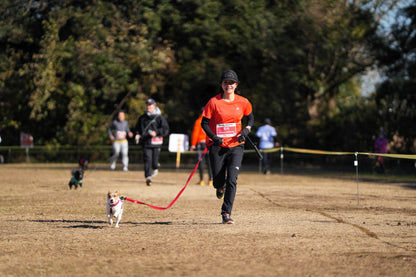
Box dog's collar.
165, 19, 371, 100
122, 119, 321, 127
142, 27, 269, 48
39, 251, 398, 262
110, 200, 120, 207
109, 200, 122, 214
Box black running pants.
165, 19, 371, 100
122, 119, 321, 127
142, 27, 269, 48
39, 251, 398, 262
143, 147, 161, 178
209, 145, 244, 215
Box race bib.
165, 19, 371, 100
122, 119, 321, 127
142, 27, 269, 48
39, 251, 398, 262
151, 137, 163, 145
116, 131, 127, 140
216, 123, 237, 138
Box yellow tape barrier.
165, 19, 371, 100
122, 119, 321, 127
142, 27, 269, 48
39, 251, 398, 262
281, 147, 416, 160
181, 147, 416, 160
283, 147, 353, 155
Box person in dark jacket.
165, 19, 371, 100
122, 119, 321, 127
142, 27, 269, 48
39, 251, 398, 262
134, 98, 169, 186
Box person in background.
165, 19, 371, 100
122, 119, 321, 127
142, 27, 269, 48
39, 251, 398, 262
374, 129, 388, 174
201, 69, 254, 224
190, 108, 212, 186
108, 110, 133, 172
255, 118, 279, 174
134, 98, 169, 186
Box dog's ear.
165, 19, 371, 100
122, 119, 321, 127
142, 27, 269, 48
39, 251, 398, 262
115, 190, 120, 195
107, 190, 111, 197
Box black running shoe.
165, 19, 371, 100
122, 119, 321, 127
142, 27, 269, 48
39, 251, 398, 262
222, 213, 234, 224
216, 187, 225, 199
146, 178, 152, 186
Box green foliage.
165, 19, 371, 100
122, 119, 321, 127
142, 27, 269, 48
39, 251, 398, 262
153, 0, 378, 148
373, 4, 416, 152
1, 0, 174, 146
0, 0, 412, 153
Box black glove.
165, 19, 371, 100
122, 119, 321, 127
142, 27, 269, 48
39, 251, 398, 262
240, 127, 250, 137
212, 136, 223, 146
238, 127, 250, 143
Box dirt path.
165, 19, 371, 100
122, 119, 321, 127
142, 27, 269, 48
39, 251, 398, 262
0, 164, 415, 276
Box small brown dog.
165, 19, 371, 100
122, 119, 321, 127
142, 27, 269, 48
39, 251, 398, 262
106, 190, 124, 228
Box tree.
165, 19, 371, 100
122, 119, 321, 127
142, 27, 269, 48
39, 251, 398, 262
373, 4, 416, 152
1, 0, 175, 145
1, 0, 408, 154
0, 0, 43, 145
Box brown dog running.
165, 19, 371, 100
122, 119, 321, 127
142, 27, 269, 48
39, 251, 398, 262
106, 190, 124, 228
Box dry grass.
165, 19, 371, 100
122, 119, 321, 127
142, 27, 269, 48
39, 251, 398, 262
0, 163, 415, 276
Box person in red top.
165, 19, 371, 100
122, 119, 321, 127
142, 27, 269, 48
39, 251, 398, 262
374, 129, 388, 174
190, 109, 212, 186
201, 69, 254, 224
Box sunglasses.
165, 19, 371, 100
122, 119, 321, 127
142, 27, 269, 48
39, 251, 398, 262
222, 81, 236, 86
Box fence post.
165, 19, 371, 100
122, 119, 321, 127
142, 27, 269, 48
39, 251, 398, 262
25, 147, 30, 162
354, 152, 359, 207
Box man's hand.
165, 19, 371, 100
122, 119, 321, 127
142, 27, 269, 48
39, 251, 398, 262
135, 134, 141, 144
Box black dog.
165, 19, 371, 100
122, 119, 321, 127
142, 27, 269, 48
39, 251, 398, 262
69, 169, 83, 189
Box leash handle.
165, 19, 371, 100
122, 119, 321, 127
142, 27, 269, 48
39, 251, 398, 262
245, 135, 263, 160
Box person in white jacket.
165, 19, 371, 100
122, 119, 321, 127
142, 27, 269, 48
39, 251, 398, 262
256, 118, 279, 174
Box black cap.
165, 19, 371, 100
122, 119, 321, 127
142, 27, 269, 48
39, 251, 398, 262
146, 98, 156, 105
264, 118, 271, 125
220, 70, 239, 83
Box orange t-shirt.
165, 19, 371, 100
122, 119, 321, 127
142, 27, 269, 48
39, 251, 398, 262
202, 94, 252, 148
191, 114, 207, 146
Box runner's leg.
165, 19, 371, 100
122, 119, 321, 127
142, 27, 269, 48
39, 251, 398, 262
143, 147, 152, 178
209, 145, 227, 189
110, 142, 121, 169
222, 145, 244, 215
121, 141, 129, 169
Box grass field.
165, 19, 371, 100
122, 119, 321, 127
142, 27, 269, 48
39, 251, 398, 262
0, 163, 415, 276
